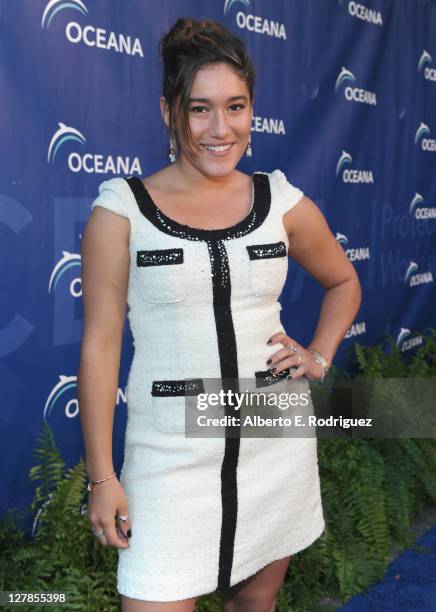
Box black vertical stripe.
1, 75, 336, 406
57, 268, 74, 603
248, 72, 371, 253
207, 240, 241, 592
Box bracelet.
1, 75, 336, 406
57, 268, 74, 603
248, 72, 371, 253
307, 348, 330, 383
87, 471, 116, 492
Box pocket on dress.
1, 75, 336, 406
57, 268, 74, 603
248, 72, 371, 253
150, 378, 205, 433
246, 240, 288, 297
136, 247, 186, 303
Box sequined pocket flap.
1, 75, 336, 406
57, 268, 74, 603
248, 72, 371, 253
137, 247, 183, 267
246, 241, 287, 260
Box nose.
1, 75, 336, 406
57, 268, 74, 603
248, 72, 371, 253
209, 108, 232, 140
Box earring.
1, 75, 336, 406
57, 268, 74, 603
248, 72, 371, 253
246, 134, 252, 157
169, 134, 176, 163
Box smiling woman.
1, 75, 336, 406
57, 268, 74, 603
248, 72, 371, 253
79, 14, 361, 612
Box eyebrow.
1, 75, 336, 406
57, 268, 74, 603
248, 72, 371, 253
188, 95, 248, 103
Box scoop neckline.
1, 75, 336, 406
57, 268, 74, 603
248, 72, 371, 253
125, 171, 271, 242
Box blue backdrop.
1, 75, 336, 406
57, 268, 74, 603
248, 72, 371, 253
1, 0, 435, 519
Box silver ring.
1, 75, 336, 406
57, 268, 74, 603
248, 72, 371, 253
91, 526, 105, 538
288, 344, 298, 354
117, 514, 129, 522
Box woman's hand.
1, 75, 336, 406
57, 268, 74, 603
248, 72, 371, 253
266, 332, 328, 381
87, 477, 131, 549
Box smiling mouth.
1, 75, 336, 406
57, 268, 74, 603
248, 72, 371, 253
200, 143, 235, 153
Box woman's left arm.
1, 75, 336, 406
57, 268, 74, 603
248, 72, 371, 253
283, 195, 362, 368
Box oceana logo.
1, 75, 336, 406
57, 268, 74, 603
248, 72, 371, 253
418, 50, 436, 82
404, 261, 433, 287
415, 122, 436, 152
396, 328, 423, 352
224, 0, 286, 40
336, 150, 374, 183
409, 193, 436, 220
48, 250, 82, 297
335, 67, 377, 106
251, 115, 285, 135
41, 0, 144, 57
344, 321, 366, 338
339, 0, 383, 26
47, 121, 142, 174
336, 232, 370, 261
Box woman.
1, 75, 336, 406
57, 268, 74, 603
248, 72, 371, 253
78, 16, 361, 612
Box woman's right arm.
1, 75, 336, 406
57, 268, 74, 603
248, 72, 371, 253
77, 205, 131, 548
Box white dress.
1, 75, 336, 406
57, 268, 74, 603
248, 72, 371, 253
90, 169, 326, 602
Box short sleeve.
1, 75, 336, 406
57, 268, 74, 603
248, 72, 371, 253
271, 169, 304, 215
90, 178, 130, 219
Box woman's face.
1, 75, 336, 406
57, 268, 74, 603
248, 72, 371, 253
168, 62, 253, 177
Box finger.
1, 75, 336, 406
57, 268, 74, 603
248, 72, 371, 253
281, 336, 304, 352
116, 507, 131, 539
266, 331, 287, 345
267, 345, 303, 367
91, 523, 108, 545
101, 518, 129, 549
288, 364, 308, 379
270, 349, 306, 374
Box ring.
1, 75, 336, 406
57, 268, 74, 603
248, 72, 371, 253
91, 526, 105, 538
117, 514, 129, 522
288, 344, 298, 354
296, 353, 302, 366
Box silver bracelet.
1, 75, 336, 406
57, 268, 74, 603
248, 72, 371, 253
307, 348, 330, 382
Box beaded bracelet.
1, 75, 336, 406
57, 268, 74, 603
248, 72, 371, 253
87, 471, 116, 492
307, 348, 330, 383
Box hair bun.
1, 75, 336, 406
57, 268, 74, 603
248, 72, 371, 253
159, 17, 214, 58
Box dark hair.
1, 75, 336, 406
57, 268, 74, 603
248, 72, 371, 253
158, 17, 256, 159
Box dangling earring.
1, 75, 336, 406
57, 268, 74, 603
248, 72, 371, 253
169, 133, 176, 163
246, 134, 252, 157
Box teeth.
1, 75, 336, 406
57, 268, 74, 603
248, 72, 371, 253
203, 144, 232, 152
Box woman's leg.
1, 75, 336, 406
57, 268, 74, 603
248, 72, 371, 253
219, 555, 292, 612
121, 595, 197, 612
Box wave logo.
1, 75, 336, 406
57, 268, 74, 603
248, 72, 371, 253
224, 0, 250, 14
404, 261, 433, 287
41, 0, 143, 57
47, 121, 142, 174
336, 150, 374, 183
47, 122, 86, 164
335, 67, 377, 105
224, 0, 286, 39
336, 232, 370, 261
418, 50, 436, 82
44, 375, 79, 419
409, 193, 436, 220
396, 328, 423, 352
49, 251, 82, 297
338, 0, 383, 26
42, 0, 88, 28
415, 122, 436, 152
